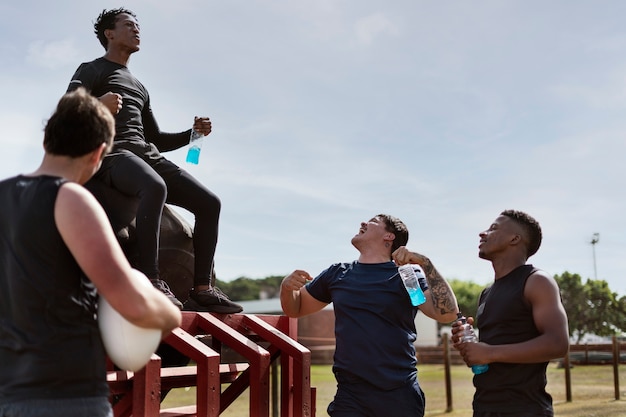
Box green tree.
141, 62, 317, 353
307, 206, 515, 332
581, 279, 622, 339
255, 275, 284, 298
215, 275, 285, 301
449, 279, 486, 323
555, 271, 626, 342
616, 295, 626, 339
215, 276, 259, 301
554, 271, 587, 343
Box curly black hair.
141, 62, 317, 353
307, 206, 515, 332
93, 8, 137, 49
501, 209, 542, 258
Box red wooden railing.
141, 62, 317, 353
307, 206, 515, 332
107, 312, 315, 417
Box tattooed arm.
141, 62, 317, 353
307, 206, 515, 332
393, 247, 459, 323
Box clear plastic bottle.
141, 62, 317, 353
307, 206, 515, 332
457, 313, 489, 375
397, 264, 427, 306
186, 129, 203, 164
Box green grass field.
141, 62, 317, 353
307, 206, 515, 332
161, 364, 626, 416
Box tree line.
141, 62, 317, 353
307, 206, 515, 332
216, 272, 626, 342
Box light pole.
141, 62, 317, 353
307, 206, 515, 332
590, 233, 599, 280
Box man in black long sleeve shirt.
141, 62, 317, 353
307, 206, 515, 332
67, 8, 241, 314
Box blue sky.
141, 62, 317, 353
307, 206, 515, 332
1, 1, 624, 297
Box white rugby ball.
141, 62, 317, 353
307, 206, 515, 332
98, 270, 162, 372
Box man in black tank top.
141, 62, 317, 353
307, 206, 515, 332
452, 210, 569, 417
0, 89, 181, 417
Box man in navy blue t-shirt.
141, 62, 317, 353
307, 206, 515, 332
280, 214, 459, 417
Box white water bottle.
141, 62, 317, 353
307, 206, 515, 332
186, 129, 203, 164
397, 264, 427, 306
457, 313, 489, 375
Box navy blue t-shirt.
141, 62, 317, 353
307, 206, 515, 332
306, 261, 428, 390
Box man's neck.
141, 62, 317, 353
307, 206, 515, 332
103, 49, 131, 66
491, 255, 527, 280
357, 251, 392, 264
28, 155, 91, 184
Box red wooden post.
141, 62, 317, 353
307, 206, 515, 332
195, 312, 271, 417
244, 314, 312, 417
132, 354, 162, 417
164, 325, 222, 416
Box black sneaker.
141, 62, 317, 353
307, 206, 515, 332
151, 279, 183, 310
183, 287, 243, 314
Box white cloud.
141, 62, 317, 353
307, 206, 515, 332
26, 39, 80, 70
354, 13, 400, 46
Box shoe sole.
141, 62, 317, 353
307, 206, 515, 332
182, 298, 243, 314
169, 298, 184, 310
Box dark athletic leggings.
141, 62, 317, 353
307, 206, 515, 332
96, 150, 220, 287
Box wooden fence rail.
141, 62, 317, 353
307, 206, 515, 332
415, 339, 626, 365
435, 334, 624, 411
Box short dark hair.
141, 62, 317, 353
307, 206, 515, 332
377, 214, 409, 253
94, 8, 136, 49
43, 88, 114, 157
501, 209, 542, 258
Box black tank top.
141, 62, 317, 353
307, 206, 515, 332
474, 264, 554, 415
0, 175, 108, 403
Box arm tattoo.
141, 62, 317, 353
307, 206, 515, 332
422, 261, 457, 315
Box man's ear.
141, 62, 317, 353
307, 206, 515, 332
90, 143, 108, 165
384, 232, 396, 243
